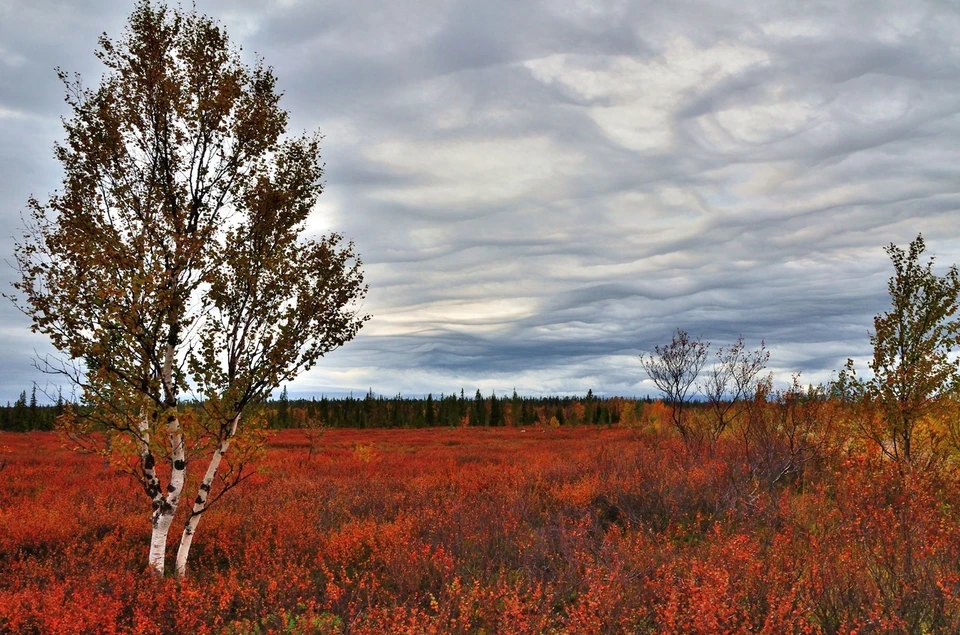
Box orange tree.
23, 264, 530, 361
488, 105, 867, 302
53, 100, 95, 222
10, 1, 368, 576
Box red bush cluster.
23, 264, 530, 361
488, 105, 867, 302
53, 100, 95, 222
2, 416, 959, 633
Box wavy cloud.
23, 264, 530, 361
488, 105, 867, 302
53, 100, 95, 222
2, 0, 959, 399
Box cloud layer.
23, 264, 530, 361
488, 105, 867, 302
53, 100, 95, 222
2, 0, 959, 400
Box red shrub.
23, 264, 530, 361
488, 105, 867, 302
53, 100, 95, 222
2, 423, 960, 632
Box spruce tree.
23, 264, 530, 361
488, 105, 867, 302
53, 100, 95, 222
473, 389, 487, 426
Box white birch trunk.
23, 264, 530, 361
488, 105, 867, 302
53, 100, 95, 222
145, 408, 186, 574
148, 509, 175, 573
137, 411, 167, 574
146, 341, 187, 574
174, 414, 240, 577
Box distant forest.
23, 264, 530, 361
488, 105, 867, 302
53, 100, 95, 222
0, 386, 651, 432
0, 387, 63, 432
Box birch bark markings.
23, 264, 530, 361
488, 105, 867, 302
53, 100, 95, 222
137, 411, 167, 573
175, 414, 240, 577
147, 409, 186, 574
137, 406, 187, 574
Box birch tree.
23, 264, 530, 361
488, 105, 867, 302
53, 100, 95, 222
865, 235, 959, 463
835, 235, 960, 464
871, 235, 960, 463
640, 328, 709, 445
10, 1, 368, 576
701, 336, 770, 443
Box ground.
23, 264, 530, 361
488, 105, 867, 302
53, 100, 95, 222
1, 423, 958, 633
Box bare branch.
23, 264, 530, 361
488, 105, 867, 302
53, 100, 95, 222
640, 328, 709, 445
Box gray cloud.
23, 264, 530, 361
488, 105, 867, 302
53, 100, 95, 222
2, 0, 959, 401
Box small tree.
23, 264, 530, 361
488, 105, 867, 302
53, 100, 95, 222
473, 389, 487, 427
701, 336, 770, 443
425, 393, 435, 427
295, 410, 327, 466
839, 234, 960, 464
640, 328, 709, 444
872, 235, 960, 462
10, 1, 368, 576
276, 386, 291, 429
742, 376, 831, 492
489, 390, 502, 427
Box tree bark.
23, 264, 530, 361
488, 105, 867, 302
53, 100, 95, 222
139, 403, 186, 575
147, 410, 186, 574
174, 414, 239, 577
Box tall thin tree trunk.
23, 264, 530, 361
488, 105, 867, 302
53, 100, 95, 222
175, 414, 239, 577
148, 505, 175, 573
146, 408, 186, 574
137, 411, 164, 573
146, 338, 186, 574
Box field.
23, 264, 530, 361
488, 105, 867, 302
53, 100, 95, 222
2, 419, 960, 634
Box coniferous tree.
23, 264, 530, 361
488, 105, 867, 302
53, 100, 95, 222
489, 391, 501, 427
510, 390, 521, 427
29, 386, 38, 425
425, 393, 435, 427
13, 391, 27, 432
276, 386, 291, 429
473, 389, 487, 427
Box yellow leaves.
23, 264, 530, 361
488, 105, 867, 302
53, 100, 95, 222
572, 402, 586, 424
639, 400, 669, 434
352, 443, 379, 464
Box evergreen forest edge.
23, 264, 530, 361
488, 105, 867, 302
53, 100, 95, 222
0, 387, 651, 432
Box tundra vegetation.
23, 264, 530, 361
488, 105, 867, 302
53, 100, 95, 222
3, 232, 960, 631
4, 0, 960, 631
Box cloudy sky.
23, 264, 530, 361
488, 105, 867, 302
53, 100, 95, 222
2, 0, 959, 402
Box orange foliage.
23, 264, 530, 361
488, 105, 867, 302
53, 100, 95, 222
2, 419, 960, 632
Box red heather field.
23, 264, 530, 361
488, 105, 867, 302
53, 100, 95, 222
2, 424, 960, 634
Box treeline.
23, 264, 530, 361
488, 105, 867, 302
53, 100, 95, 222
0, 387, 62, 432
0, 386, 650, 432
265, 387, 650, 429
